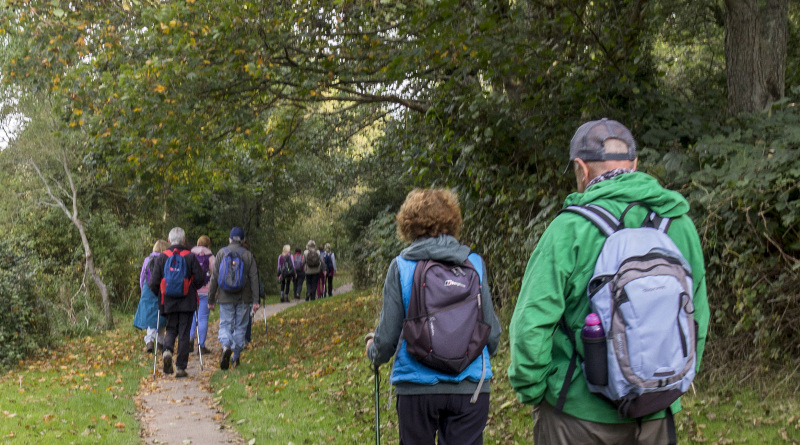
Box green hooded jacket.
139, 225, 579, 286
508, 171, 709, 423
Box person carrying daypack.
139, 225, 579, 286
365, 188, 502, 445
190, 235, 215, 355
303, 240, 324, 301
133, 239, 169, 353
508, 119, 709, 445
148, 227, 206, 378
207, 227, 261, 370
322, 243, 336, 297
291, 248, 305, 299
277, 244, 296, 303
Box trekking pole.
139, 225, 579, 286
373, 363, 380, 445
195, 310, 203, 370
152, 310, 160, 380
364, 332, 379, 445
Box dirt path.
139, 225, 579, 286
137, 283, 352, 444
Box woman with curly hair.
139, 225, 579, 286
365, 188, 502, 445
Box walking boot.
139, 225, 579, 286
162, 350, 174, 374
220, 347, 232, 370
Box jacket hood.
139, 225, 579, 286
191, 245, 213, 256
400, 235, 470, 263
564, 171, 689, 218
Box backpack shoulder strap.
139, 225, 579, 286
555, 315, 579, 413
410, 259, 430, 316
619, 201, 673, 233
560, 204, 621, 236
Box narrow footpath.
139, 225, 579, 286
137, 283, 352, 444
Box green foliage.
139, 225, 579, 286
0, 239, 49, 368
85, 212, 152, 312
660, 101, 800, 363
1, 0, 799, 369
351, 210, 406, 290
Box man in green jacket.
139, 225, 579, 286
508, 119, 709, 443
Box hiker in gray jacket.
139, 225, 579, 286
365, 188, 502, 445
207, 227, 261, 369
303, 240, 326, 301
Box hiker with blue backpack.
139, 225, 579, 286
508, 119, 710, 444
322, 243, 336, 297
365, 188, 502, 445
147, 227, 206, 378
207, 227, 261, 369
190, 235, 215, 355
134, 239, 169, 353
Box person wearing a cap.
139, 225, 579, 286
508, 119, 709, 443
207, 227, 261, 369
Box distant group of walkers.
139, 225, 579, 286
133, 227, 338, 377
276, 240, 337, 303
366, 119, 709, 445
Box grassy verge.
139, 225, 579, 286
0, 289, 797, 444
216, 288, 800, 444
0, 316, 143, 443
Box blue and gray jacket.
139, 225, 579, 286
368, 235, 502, 396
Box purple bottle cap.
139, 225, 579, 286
585, 313, 601, 326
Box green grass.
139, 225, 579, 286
330, 270, 352, 290
0, 288, 798, 444
0, 320, 143, 443
216, 288, 800, 444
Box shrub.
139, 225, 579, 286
660, 102, 800, 364
0, 239, 49, 368
351, 210, 406, 290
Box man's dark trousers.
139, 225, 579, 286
164, 311, 193, 370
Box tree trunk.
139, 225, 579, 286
30, 154, 115, 329
724, 0, 788, 115
75, 218, 113, 329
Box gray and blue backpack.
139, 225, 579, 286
218, 246, 245, 293
558, 203, 697, 425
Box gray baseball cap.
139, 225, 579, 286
569, 118, 637, 162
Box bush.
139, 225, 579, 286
660, 102, 800, 364
351, 210, 407, 290
0, 239, 49, 368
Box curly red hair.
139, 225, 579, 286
396, 188, 462, 242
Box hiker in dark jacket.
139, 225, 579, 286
277, 244, 295, 303
303, 240, 325, 301
323, 243, 337, 297
366, 188, 502, 445
291, 248, 305, 299
148, 227, 205, 378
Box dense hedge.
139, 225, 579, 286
0, 239, 49, 368
667, 104, 800, 364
